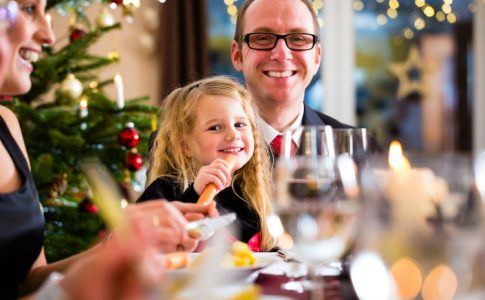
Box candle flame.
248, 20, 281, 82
389, 141, 411, 171
114, 73, 123, 84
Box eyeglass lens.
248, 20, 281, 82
246, 33, 316, 50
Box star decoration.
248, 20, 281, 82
389, 46, 426, 100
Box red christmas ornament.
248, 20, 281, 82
110, 0, 123, 4
69, 28, 86, 42
79, 199, 98, 214
118, 122, 140, 148
125, 151, 143, 171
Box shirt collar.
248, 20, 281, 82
257, 103, 305, 144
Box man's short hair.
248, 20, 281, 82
233, 0, 320, 42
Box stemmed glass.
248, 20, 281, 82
272, 126, 360, 296
331, 128, 369, 168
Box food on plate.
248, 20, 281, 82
164, 251, 190, 270
165, 242, 257, 270
225, 242, 256, 267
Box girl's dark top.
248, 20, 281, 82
0, 116, 44, 299
137, 176, 260, 242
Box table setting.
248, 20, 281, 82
81, 125, 485, 300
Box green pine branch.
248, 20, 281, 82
23, 24, 121, 102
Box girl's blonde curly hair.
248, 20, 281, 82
148, 76, 275, 251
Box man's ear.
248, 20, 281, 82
231, 41, 243, 71
313, 42, 322, 75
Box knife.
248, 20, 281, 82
186, 212, 236, 240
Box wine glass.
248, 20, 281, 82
331, 128, 369, 168
272, 126, 361, 296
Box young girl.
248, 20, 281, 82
139, 76, 276, 251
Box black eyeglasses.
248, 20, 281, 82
241, 33, 319, 51
0, 0, 18, 34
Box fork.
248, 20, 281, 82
277, 249, 302, 263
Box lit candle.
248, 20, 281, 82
114, 73, 125, 109
79, 97, 88, 118
374, 141, 448, 232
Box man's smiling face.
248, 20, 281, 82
231, 0, 321, 108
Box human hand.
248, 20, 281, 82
193, 158, 232, 195
171, 200, 219, 222
60, 235, 164, 300
124, 201, 199, 253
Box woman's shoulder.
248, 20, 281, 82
0, 105, 20, 131
0, 105, 28, 157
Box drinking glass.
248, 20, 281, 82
273, 126, 361, 296
331, 128, 369, 167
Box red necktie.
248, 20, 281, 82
270, 135, 296, 156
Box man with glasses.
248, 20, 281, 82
231, 0, 351, 156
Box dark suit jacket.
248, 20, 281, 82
301, 104, 353, 128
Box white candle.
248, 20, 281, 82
374, 142, 448, 233
79, 97, 88, 118
114, 73, 125, 109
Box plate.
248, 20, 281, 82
167, 252, 280, 282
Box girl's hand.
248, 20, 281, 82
194, 158, 232, 195
172, 200, 219, 221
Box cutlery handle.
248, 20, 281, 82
197, 155, 237, 205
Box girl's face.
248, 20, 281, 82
1, 0, 54, 95
184, 95, 255, 171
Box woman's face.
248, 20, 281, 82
0, 0, 54, 95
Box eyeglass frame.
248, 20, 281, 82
0, 0, 19, 33
239, 32, 319, 51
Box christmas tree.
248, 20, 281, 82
1, 0, 158, 262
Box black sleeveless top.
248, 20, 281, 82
0, 116, 44, 299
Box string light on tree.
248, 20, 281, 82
79, 97, 89, 119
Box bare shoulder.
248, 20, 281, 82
0, 105, 29, 162
0, 105, 21, 131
